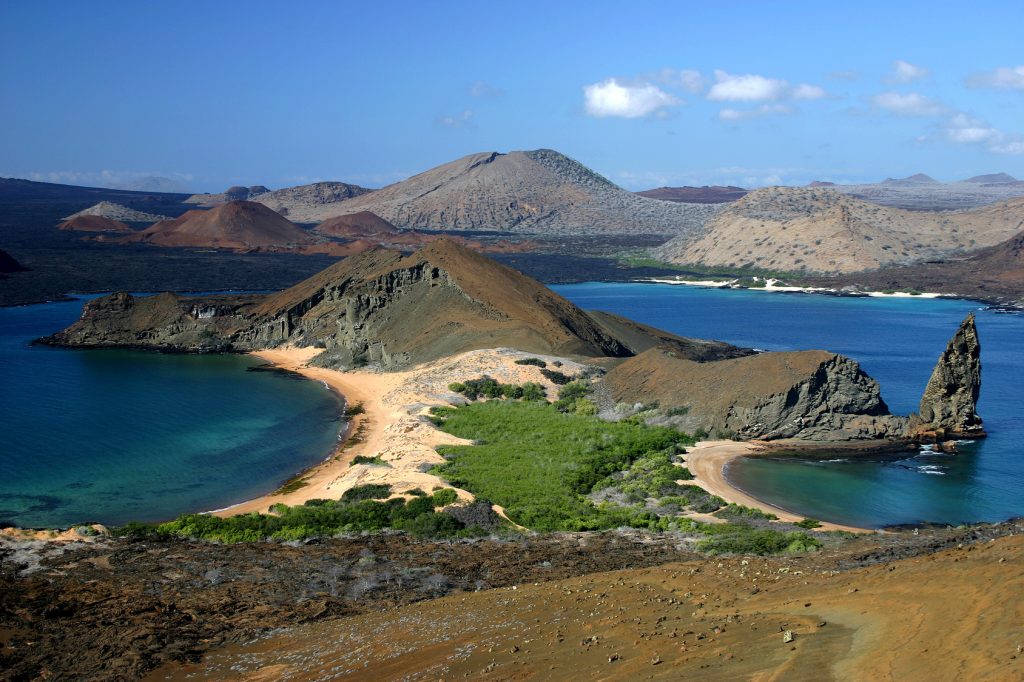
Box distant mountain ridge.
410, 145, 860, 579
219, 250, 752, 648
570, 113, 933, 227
322, 149, 721, 236
654, 186, 1024, 273
63, 201, 169, 223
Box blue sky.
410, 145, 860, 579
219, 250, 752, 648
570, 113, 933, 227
2, 1, 1023, 191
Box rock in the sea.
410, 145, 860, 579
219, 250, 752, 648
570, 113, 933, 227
910, 313, 985, 439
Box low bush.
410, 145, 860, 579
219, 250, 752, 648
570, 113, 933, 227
714, 504, 779, 521
341, 483, 393, 502
514, 357, 547, 368
430, 488, 458, 507
540, 368, 573, 385
351, 455, 388, 466
696, 526, 822, 555
794, 518, 822, 529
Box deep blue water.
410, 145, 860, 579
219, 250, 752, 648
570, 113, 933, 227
554, 283, 1024, 529
0, 297, 343, 528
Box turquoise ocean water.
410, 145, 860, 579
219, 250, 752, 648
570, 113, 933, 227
554, 283, 1023, 529
0, 296, 343, 528
3, 285, 1021, 529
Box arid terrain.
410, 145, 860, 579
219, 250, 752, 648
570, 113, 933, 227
654, 186, 1024, 273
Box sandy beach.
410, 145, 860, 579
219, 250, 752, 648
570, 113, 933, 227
215, 347, 589, 518
683, 440, 872, 533
211, 347, 873, 534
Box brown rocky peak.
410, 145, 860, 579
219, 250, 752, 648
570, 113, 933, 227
912, 313, 984, 439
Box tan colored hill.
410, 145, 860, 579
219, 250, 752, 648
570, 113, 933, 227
247, 181, 374, 219
286, 149, 721, 235
58, 215, 132, 233
815, 229, 1024, 305
654, 187, 1024, 273
62, 201, 168, 223
127, 201, 315, 250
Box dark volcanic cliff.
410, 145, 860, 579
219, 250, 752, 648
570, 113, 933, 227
909, 313, 985, 439
44, 240, 632, 369
604, 347, 908, 441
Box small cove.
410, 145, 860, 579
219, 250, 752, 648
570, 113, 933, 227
0, 296, 343, 528
554, 282, 1024, 528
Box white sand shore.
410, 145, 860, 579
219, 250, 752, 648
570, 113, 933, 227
683, 440, 872, 533
640, 276, 948, 300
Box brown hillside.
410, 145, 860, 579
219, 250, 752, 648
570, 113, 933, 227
128, 201, 314, 250
603, 347, 906, 440
250, 238, 631, 366
168, 534, 1024, 681
654, 187, 1024, 273
815, 229, 1024, 304
313, 211, 400, 238
58, 215, 132, 233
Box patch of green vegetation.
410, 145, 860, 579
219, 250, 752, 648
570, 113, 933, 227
597, 451, 694, 504
794, 518, 822, 529
431, 488, 458, 507
344, 402, 366, 417
514, 357, 547, 368
540, 368, 573, 385
406, 488, 428, 497
448, 376, 547, 401
341, 483, 393, 502
433, 401, 694, 531
115, 492, 492, 543
696, 525, 822, 555
714, 504, 779, 521
351, 455, 389, 467
618, 255, 807, 283
553, 381, 592, 412
273, 475, 309, 496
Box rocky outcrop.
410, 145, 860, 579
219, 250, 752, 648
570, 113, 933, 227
43, 240, 632, 369
909, 313, 985, 439
604, 347, 908, 441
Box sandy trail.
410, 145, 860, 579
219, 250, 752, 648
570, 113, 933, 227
683, 440, 871, 533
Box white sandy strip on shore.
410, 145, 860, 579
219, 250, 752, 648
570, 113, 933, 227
215, 347, 589, 518
683, 440, 872, 534
641, 277, 948, 299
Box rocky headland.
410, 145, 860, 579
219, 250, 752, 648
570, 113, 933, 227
43, 239, 983, 446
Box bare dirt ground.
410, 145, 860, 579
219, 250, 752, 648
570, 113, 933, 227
152, 530, 1024, 682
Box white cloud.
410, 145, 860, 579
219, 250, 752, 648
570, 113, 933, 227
871, 92, 945, 116
890, 60, 929, 84
966, 65, 1024, 90
991, 140, 1024, 155
707, 70, 789, 101
582, 78, 680, 118
436, 110, 475, 128
467, 81, 504, 99
945, 114, 999, 144
792, 84, 827, 100
718, 103, 794, 121
676, 69, 705, 93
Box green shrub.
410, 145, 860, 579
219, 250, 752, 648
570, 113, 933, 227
344, 402, 366, 417
431, 488, 459, 507
341, 483, 393, 502
540, 368, 573, 385
351, 455, 388, 466
794, 518, 822, 529
714, 504, 779, 521
521, 382, 546, 401
696, 526, 822, 555
514, 357, 547, 368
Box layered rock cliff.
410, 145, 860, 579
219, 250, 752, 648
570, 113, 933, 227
604, 347, 909, 441
43, 240, 633, 369
909, 313, 985, 439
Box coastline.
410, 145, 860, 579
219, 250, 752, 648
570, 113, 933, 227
683, 440, 874, 533
641, 276, 952, 300
213, 347, 592, 519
